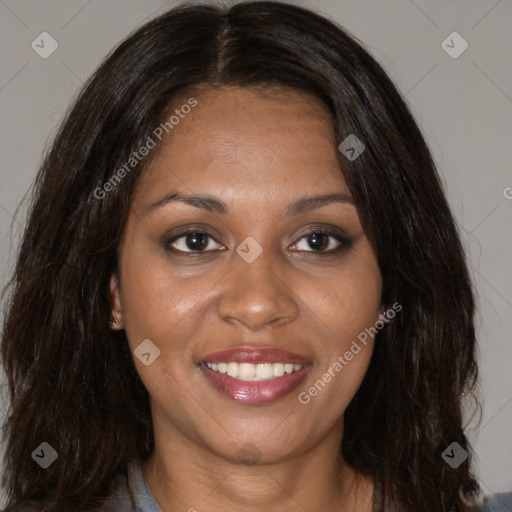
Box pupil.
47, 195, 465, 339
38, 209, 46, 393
308, 233, 328, 250
187, 232, 207, 250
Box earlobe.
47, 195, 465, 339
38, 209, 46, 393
376, 306, 387, 326
109, 274, 124, 330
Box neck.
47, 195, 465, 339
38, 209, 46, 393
141, 421, 374, 512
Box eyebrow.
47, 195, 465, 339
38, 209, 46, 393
145, 191, 354, 216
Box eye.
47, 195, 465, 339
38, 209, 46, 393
165, 230, 225, 254
291, 228, 354, 254
164, 227, 355, 256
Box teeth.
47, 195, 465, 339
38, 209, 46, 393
273, 363, 285, 377
239, 363, 255, 378
205, 361, 304, 381
227, 362, 238, 377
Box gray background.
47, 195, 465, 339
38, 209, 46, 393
1, 0, 511, 506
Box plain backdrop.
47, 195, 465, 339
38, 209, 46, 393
1, 0, 511, 506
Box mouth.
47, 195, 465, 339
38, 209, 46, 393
199, 348, 311, 404
204, 361, 304, 380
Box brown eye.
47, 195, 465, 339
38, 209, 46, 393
305, 233, 330, 251
291, 229, 354, 254
165, 230, 223, 253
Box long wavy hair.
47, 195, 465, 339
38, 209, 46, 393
1, 1, 480, 511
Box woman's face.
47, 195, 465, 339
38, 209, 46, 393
111, 86, 382, 464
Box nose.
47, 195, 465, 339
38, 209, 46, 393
216, 249, 300, 331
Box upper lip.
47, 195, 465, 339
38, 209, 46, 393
201, 347, 311, 365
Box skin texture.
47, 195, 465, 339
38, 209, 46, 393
110, 86, 383, 512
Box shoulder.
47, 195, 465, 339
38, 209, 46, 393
482, 492, 512, 511
1, 468, 139, 511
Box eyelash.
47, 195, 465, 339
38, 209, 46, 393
163, 227, 354, 256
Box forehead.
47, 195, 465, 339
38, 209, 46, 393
136, 86, 349, 202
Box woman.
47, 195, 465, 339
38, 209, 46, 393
0, 1, 488, 510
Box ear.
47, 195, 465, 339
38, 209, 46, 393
109, 273, 124, 330
376, 304, 387, 325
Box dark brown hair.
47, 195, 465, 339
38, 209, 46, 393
1, 1, 480, 511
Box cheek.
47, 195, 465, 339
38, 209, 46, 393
303, 251, 382, 347
117, 244, 185, 349
117, 253, 204, 402
117, 224, 193, 324
296, 249, 381, 412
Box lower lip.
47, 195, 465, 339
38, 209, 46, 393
200, 363, 310, 404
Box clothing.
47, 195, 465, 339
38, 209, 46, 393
0, 461, 160, 512
86, 464, 512, 512
482, 492, 512, 511
96, 459, 162, 512
3, 460, 509, 511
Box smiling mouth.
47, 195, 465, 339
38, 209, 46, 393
200, 362, 310, 404
204, 361, 304, 381
198, 347, 311, 404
